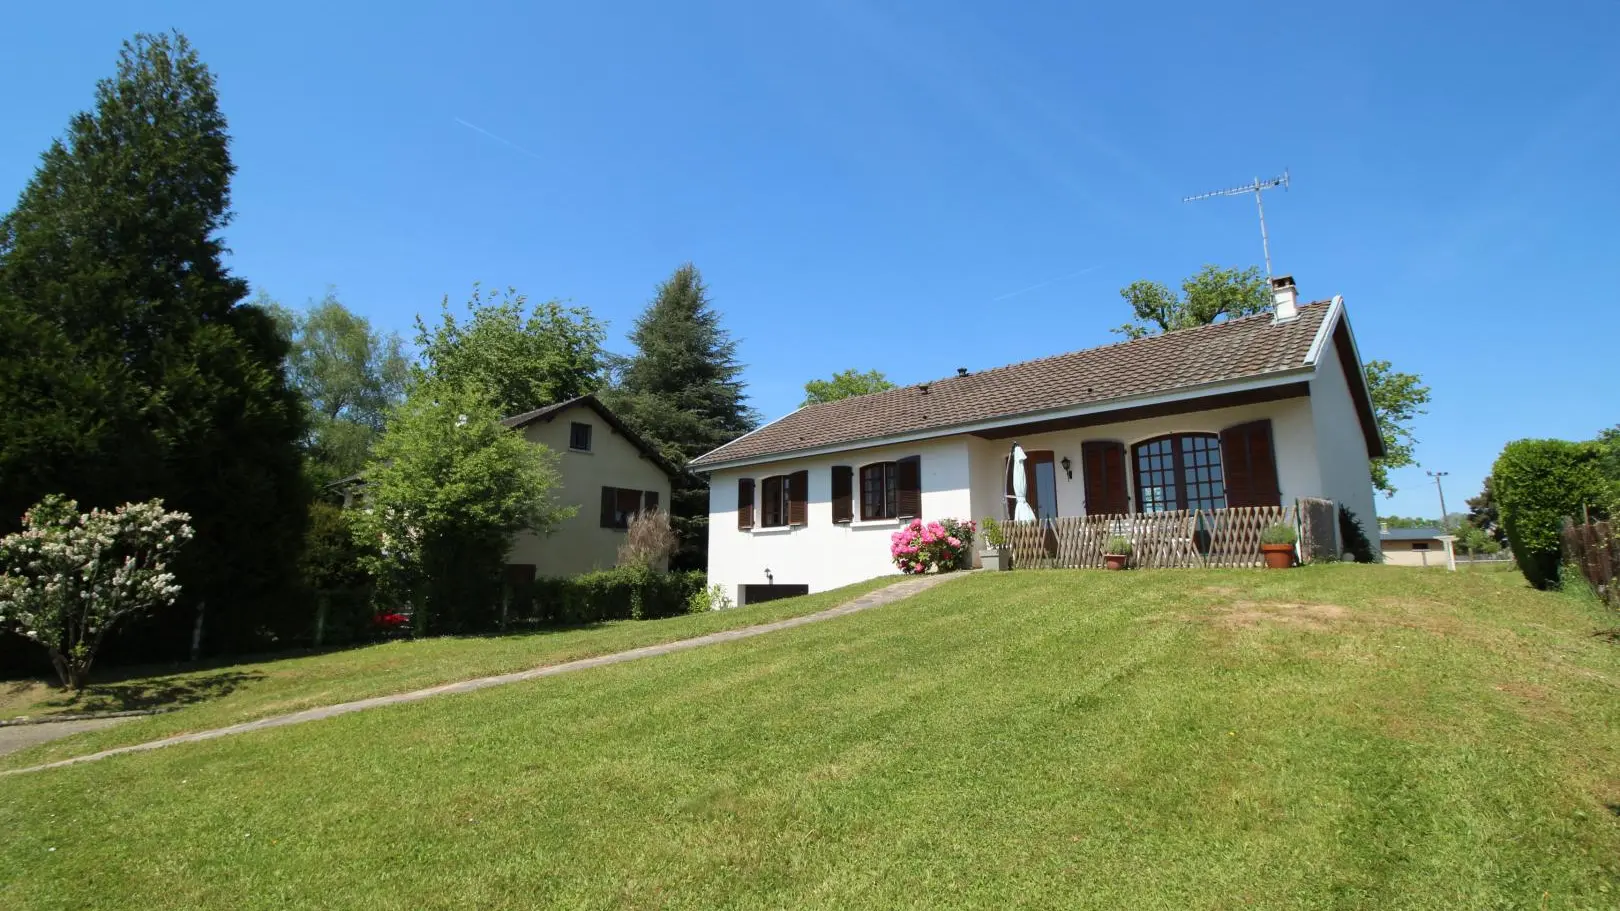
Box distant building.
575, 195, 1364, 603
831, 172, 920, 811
1380, 526, 1456, 570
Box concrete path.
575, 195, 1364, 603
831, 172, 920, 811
3, 572, 969, 776
0, 716, 139, 758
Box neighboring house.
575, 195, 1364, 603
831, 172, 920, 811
503, 395, 680, 580
1379, 526, 1457, 570
691, 277, 1383, 604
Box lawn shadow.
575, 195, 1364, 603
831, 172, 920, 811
28, 669, 267, 715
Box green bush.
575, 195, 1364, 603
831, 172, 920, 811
1493, 439, 1610, 590
686, 583, 735, 614
1260, 524, 1298, 546
1106, 535, 1132, 555
297, 503, 377, 647
1338, 507, 1376, 563
980, 517, 1007, 549
528, 568, 706, 625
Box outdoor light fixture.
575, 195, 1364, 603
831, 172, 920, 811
1060, 456, 1073, 479
765, 568, 774, 585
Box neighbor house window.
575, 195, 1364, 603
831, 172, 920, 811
1133, 434, 1226, 513
761, 476, 788, 528
569, 422, 593, 451
1410, 542, 1430, 550
860, 462, 898, 520
600, 486, 659, 529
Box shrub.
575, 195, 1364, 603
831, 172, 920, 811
980, 517, 1007, 550
1105, 535, 1132, 555
1338, 507, 1377, 563
528, 568, 706, 625
617, 509, 679, 569
300, 502, 378, 647
1493, 439, 1611, 590
686, 583, 735, 614
890, 518, 974, 574
1260, 524, 1298, 546
0, 496, 193, 690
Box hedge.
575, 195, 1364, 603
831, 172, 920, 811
1492, 438, 1611, 590
520, 568, 708, 626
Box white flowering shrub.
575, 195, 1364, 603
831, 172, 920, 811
0, 495, 193, 690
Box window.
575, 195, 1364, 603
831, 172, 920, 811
600, 486, 659, 530
568, 422, 592, 452
1410, 542, 1431, 551
1133, 434, 1226, 513
761, 476, 789, 527
860, 462, 898, 520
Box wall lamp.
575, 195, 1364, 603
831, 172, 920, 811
1059, 456, 1073, 480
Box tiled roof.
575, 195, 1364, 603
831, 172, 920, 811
692, 302, 1334, 468
1380, 527, 1452, 541
504, 394, 684, 479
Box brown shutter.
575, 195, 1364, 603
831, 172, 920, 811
737, 478, 755, 529
642, 490, 659, 513
1220, 420, 1281, 508
896, 455, 921, 519
1082, 441, 1129, 516
788, 470, 809, 526
600, 486, 617, 528
831, 466, 853, 523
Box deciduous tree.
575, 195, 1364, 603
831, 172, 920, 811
803, 369, 897, 406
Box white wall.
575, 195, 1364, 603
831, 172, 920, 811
1382, 538, 1454, 568
507, 403, 673, 577
1307, 331, 1381, 557
965, 395, 1320, 530
706, 438, 972, 601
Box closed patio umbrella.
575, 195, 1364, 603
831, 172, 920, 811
1008, 442, 1036, 522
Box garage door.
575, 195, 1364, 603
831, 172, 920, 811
741, 584, 809, 605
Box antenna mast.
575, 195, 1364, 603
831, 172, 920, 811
1183, 170, 1290, 277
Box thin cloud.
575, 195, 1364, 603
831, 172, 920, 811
991, 265, 1100, 302
453, 117, 546, 161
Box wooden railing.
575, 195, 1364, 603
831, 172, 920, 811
1002, 500, 1334, 570
1562, 519, 1617, 604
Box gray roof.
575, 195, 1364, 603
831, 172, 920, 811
1380, 527, 1452, 541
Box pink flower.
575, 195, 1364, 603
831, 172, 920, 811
947, 537, 961, 547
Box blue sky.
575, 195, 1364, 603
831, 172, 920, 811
6, 0, 1618, 520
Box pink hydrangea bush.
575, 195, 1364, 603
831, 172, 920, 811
890, 518, 976, 574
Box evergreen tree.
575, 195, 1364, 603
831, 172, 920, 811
0, 33, 307, 657
606, 265, 757, 568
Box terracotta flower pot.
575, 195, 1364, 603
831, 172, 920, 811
1104, 553, 1129, 571
1261, 543, 1295, 569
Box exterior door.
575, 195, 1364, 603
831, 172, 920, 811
1005, 450, 1060, 520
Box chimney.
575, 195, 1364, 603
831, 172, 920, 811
956, 367, 969, 378
1271, 275, 1299, 323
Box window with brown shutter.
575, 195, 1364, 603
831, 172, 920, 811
1081, 440, 1129, 516
831, 466, 853, 524
737, 478, 755, 530
896, 455, 922, 519
860, 462, 898, 520
1132, 434, 1225, 513
642, 490, 659, 513
600, 486, 617, 529
761, 475, 790, 528
1219, 419, 1281, 508
601, 486, 649, 530
788, 470, 808, 526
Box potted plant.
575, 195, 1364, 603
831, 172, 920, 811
1104, 535, 1132, 570
1260, 524, 1298, 569
980, 517, 1009, 571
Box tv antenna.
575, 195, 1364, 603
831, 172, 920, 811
1183, 170, 1290, 277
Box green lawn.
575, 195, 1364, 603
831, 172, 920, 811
0, 575, 902, 770
3, 565, 1618, 909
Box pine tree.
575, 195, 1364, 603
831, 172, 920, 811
606, 265, 757, 569
0, 33, 307, 656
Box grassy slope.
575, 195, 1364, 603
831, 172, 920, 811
2, 565, 1618, 910
0, 576, 901, 770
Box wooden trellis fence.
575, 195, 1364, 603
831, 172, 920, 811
1562, 519, 1617, 604
1003, 499, 1337, 570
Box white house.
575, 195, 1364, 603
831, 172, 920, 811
1379, 526, 1457, 570
691, 277, 1384, 604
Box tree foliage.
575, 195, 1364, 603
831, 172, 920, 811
605, 264, 757, 569
0, 496, 192, 689
1464, 476, 1508, 547
803, 369, 897, 406
415, 285, 606, 418
0, 32, 307, 656
1364, 360, 1431, 496
1491, 439, 1610, 590
350, 382, 570, 635
1112, 265, 1271, 339
267, 291, 408, 485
